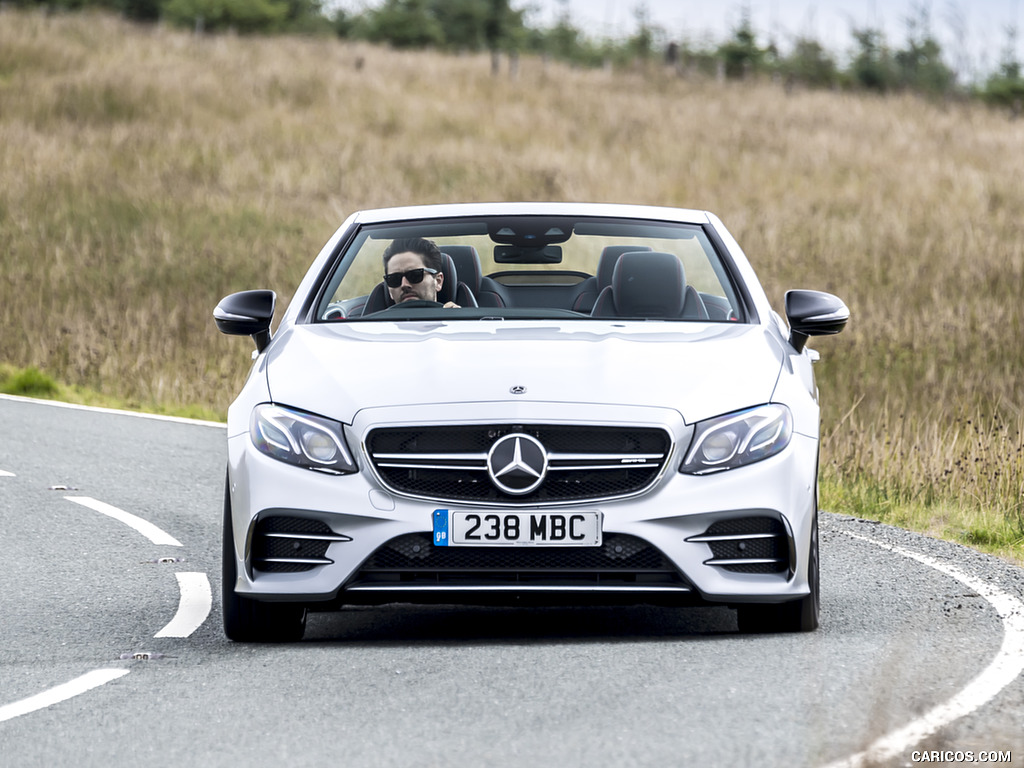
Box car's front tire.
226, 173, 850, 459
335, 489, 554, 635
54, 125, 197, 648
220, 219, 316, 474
222, 476, 307, 642
736, 511, 820, 634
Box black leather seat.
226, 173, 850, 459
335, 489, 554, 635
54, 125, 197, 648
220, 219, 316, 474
443, 245, 512, 308
591, 251, 708, 320
360, 253, 478, 315
571, 245, 652, 313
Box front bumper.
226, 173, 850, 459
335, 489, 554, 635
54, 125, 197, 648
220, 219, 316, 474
226, 402, 819, 608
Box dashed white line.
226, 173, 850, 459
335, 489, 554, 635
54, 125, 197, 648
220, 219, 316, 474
821, 531, 1024, 768
61, 496, 210, 637
65, 496, 183, 547
0, 400, 215, 725
155, 572, 212, 638
0, 669, 130, 724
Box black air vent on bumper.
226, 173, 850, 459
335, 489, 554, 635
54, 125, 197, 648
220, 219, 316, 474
688, 517, 790, 574
252, 516, 347, 573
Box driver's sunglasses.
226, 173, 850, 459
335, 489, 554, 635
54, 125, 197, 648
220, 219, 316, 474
384, 267, 437, 288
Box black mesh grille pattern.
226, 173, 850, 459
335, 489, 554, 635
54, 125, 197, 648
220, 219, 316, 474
366, 424, 671, 505
700, 517, 789, 574
705, 517, 786, 537
252, 516, 334, 573
350, 532, 687, 588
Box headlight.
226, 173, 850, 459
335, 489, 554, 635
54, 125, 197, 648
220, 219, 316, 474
680, 404, 793, 475
250, 404, 357, 475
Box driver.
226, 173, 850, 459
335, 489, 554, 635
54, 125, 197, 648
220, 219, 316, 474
382, 237, 459, 307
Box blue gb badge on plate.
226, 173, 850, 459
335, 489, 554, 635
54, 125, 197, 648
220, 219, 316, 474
433, 509, 449, 547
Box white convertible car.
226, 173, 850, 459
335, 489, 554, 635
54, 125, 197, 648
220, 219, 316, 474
215, 202, 848, 641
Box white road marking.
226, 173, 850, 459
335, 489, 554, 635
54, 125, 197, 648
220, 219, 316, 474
0, 669, 130, 723
65, 496, 183, 547
155, 572, 212, 638
0, 398, 213, 725
821, 531, 1024, 768
0, 392, 225, 429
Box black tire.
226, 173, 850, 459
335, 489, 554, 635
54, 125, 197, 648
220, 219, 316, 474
736, 511, 820, 634
222, 476, 307, 642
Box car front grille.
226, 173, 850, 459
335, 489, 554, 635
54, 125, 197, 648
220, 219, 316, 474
687, 516, 790, 574
346, 532, 689, 589
365, 424, 672, 505
251, 516, 349, 573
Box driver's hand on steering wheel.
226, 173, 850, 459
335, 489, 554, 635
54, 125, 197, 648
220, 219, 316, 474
443, 301, 460, 309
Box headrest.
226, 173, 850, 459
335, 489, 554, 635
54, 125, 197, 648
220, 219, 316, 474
610, 251, 686, 318
441, 246, 482, 291
437, 253, 458, 304
597, 245, 652, 290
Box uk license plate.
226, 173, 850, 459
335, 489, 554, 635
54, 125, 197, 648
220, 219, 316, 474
433, 509, 601, 547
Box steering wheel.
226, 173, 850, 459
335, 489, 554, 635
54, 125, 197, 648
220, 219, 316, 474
383, 299, 443, 310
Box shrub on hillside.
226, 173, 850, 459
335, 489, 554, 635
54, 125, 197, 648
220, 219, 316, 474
982, 61, 1024, 114
161, 0, 290, 32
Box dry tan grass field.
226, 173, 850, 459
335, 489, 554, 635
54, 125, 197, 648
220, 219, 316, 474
1, 10, 1021, 558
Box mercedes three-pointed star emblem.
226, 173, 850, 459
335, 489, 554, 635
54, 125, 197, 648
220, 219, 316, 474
486, 433, 548, 496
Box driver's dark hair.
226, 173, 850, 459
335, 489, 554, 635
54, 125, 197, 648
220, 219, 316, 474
383, 237, 443, 274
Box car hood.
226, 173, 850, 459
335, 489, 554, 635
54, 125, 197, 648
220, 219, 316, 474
264, 321, 786, 426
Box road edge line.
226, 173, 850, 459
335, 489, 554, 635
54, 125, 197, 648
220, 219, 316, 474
0, 393, 225, 429
820, 530, 1024, 768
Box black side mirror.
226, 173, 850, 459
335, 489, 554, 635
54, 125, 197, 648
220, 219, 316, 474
785, 290, 849, 353
214, 290, 276, 353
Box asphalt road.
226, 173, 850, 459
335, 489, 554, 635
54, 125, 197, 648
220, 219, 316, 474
1, 395, 1022, 768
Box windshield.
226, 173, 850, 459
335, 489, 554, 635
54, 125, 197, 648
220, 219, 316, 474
315, 215, 744, 323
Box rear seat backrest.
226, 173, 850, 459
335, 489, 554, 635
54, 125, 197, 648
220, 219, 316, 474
591, 251, 686, 319
571, 245, 653, 313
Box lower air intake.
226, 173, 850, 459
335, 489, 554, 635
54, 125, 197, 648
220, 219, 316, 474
689, 516, 790, 574
347, 532, 688, 589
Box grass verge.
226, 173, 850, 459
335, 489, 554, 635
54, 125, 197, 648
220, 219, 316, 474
822, 477, 1024, 566
0, 364, 224, 423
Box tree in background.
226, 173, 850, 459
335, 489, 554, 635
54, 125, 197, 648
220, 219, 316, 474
777, 37, 840, 90
716, 12, 769, 79
625, 3, 659, 64
980, 26, 1024, 115
361, 0, 444, 48
533, 0, 602, 66
12, 0, 1024, 108
849, 27, 898, 91
161, 0, 290, 32
482, 0, 527, 74
108, 0, 163, 21
349, 0, 526, 71
892, 5, 955, 94
429, 0, 487, 50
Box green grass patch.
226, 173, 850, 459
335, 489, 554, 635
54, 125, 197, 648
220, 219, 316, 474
0, 364, 226, 423
0, 366, 59, 397
821, 476, 1024, 566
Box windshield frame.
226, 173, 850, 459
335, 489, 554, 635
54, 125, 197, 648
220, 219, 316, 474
306, 214, 753, 325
